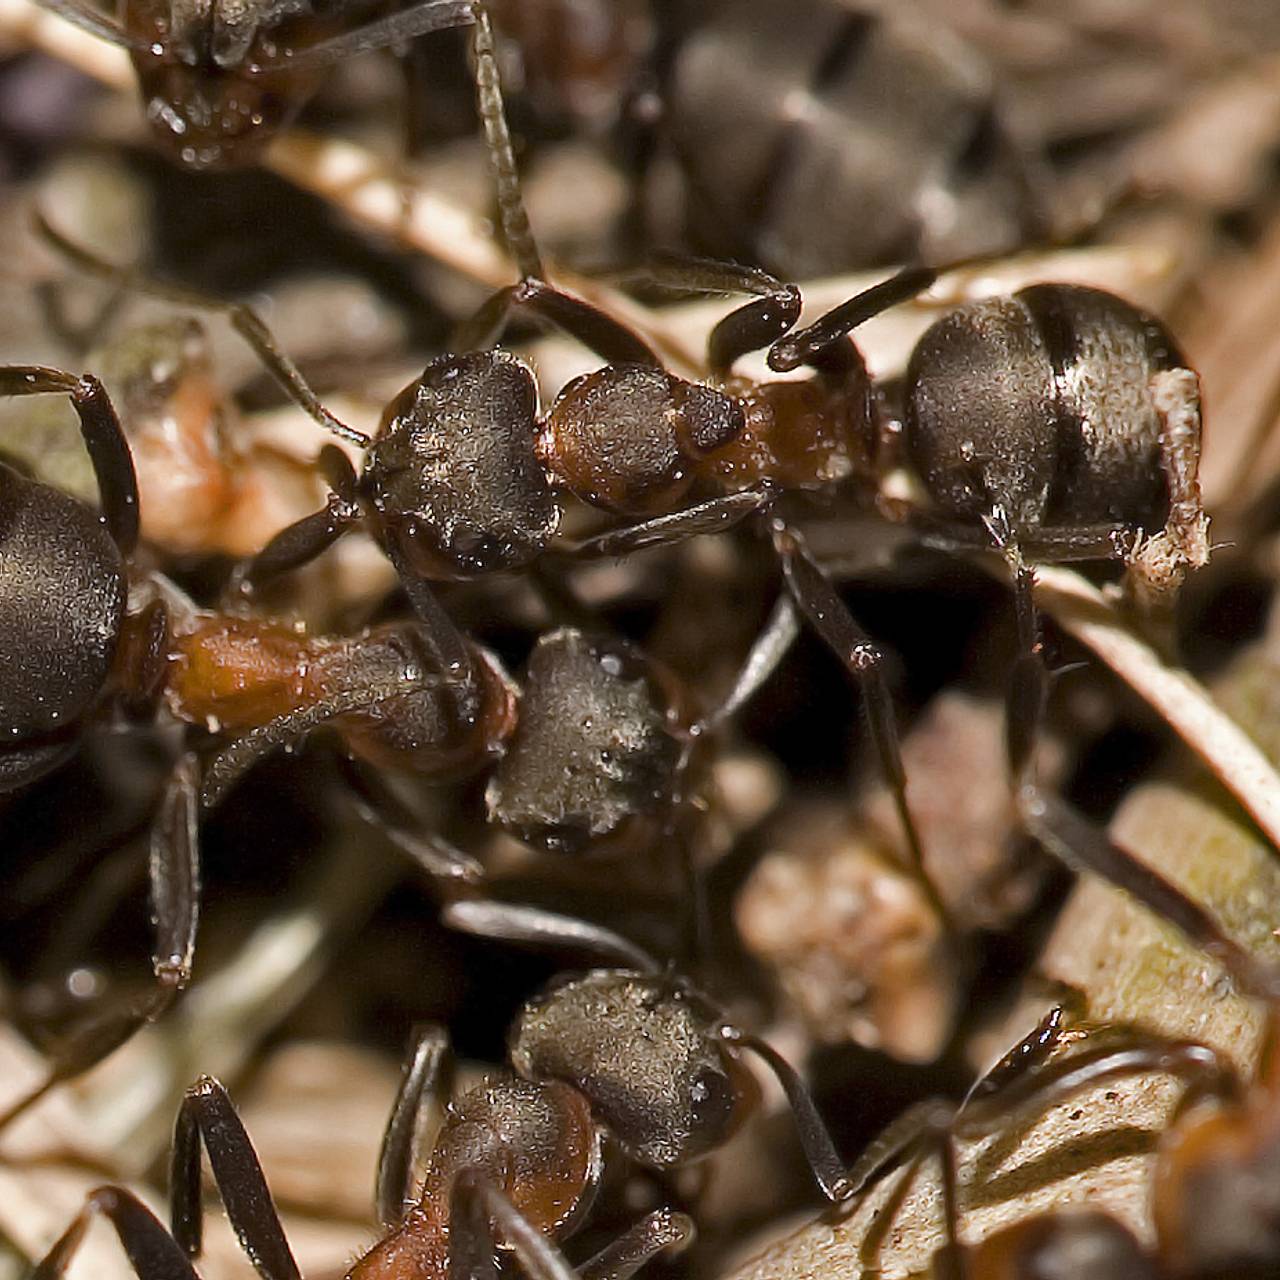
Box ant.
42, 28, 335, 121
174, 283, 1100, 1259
0, 358, 529, 1128
30, 900, 855, 1280
30, 1032, 695, 1280
440, 899, 857, 1204
0, 342, 803, 1117
34, 0, 480, 169
821, 759, 1280, 1278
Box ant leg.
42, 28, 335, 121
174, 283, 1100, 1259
559, 489, 772, 560
24, 0, 144, 49
35, 214, 372, 450
150, 752, 201, 990
377, 1025, 452, 1227
449, 1170, 575, 1280
454, 276, 659, 367
0, 754, 198, 1133
255, 0, 474, 71
955, 1035, 1240, 1138
767, 266, 938, 373
443, 901, 662, 973
199, 674, 454, 810
380, 539, 481, 687
1020, 787, 1280, 1003
995, 533, 1280, 1001
31, 1186, 198, 1280
228, 447, 362, 596
0, 365, 139, 552
469, 1, 541, 282
767, 516, 944, 932
0, 985, 176, 1131
341, 759, 483, 885
696, 593, 801, 733
578, 1209, 695, 1280
170, 1076, 301, 1280
909, 514, 1132, 563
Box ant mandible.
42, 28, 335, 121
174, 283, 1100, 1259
30, 1028, 694, 1280
34, 0, 481, 169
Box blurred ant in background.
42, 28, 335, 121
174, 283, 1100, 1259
476, 0, 1048, 274
33, 0, 480, 169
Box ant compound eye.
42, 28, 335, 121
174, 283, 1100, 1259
686, 1066, 737, 1140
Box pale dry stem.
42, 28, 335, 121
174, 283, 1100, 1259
1035, 564, 1280, 853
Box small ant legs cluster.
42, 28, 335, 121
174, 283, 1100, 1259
7, 3, 1271, 1280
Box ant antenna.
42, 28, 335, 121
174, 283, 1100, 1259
469, 3, 544, 282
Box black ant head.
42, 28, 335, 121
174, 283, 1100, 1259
970, 1211, 1157, 1280
0, 466, 126, 791
365, 352, 560, 580
122, 0, 323, 169
508, 970, 760, 1169
904, 284, 1183, 536
427, 1074, 602, 1240
540, 364, 744, 516
485, 628, 685, 855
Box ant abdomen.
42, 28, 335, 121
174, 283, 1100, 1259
540, 364, 743, 515
485, 628, 686, 855
509, 970, 759, 1168
368, 351, 560, 580
0, 465, 126, 791
904, 283, 1183, 533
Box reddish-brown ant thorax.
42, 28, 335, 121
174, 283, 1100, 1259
539, 364, 743, 515
708, 373, 875, 493
168, 615, 517, 780
509, 970, 761, 1169
351, 1075, 600, 1280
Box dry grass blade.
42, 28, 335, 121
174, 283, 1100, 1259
1034, 564, 1280, 853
